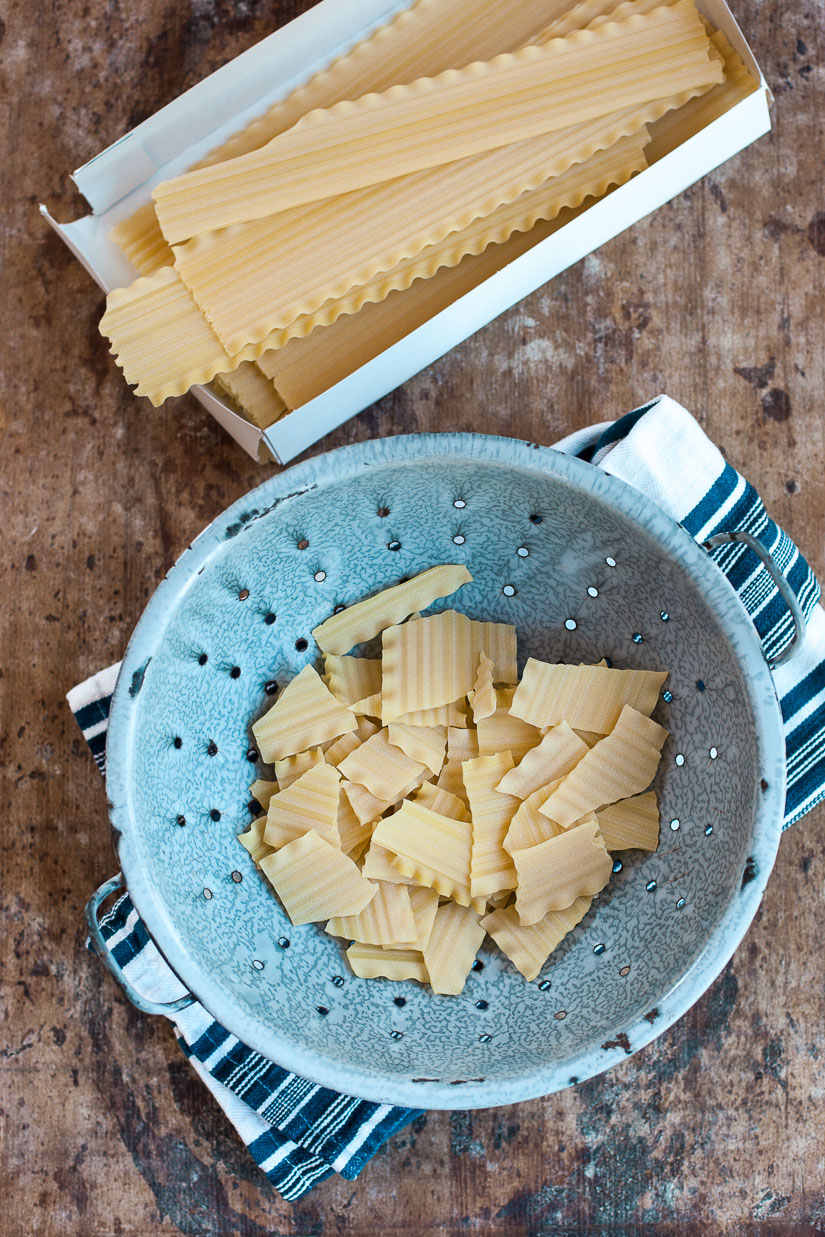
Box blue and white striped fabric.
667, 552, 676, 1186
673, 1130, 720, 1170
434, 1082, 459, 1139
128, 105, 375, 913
71, 395, 825, 1199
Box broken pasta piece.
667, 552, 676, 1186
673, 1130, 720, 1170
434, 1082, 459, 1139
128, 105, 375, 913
346, 942, 428, 983
237, 817, 274, 868
463, 753, 520, 899
260, 830, 376, 925
423, 902, 486, 995
512, 819, 612, 925
326, 880, 417, 946
252, 664, 357, 762
372, 799, 482, 910
496, 721, 588, 799
481, 896, 592, 981
263, 763, 342, 849
596, 790, 660, 851
510, 660, 668, 732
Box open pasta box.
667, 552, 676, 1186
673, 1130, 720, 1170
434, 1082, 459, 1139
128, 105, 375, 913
42, 0, 771, 464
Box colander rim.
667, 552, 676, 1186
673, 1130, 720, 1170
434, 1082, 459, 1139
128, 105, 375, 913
105, 431, 787, 1109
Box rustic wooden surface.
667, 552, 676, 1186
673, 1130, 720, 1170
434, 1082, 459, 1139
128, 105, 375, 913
2, 0, 824, 1232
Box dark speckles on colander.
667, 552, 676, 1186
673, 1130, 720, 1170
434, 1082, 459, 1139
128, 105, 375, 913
105, 436, 786, 1111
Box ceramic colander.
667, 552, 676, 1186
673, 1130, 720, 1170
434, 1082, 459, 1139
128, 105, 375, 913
89, 433, 792, 1110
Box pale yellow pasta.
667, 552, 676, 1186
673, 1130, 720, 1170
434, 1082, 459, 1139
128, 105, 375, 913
435, 759, 470, 804
260, 830, 376, 925
381, 610, 517, 722
423, 902, 486, 995
214, 362, 287, 431
411, 781, 470, 822
596, 790, 660, 851
324, 655, 382, 707
336, 788, 374, 858
326, 880, 417, 947
397, 886, 441, 951
539, 704, 668, 827
263, 763, 341, 850
252, 663, 357, 762
248, 779, 278, 811
346, 942, 428, 984
339, 728, 428, 801
477, 689, 542, 761
463, 753, 520, 899
510, 660, 669, 732
496, 721, 589, 799
237, 817, 274, 868
311, 565, 472, 656
154, 2, 719, 242
110, 202, 173, 276
481, 896, 592, 981
503, 783, 567, 855
350, 692, 383, 718
387, 722, 447, 777
324, 717, 380, 768
470, 650, 497, 722
372, 800, 482, 910
573, 729, 606, 748
513, 819, 612, 925
361, 841, 418, 887
395, 700, 468, 727
273, 746, 325, 790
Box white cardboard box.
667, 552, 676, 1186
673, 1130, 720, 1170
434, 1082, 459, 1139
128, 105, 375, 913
43, 0, 771, 464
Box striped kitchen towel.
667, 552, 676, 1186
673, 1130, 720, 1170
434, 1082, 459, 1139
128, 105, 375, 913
71, 395, 825, 1200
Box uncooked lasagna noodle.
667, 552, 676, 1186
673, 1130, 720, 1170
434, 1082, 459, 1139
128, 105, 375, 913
381, 610, 517, 722
510, 661, 669, 732
422, 902, 486, 995
214, 362, 287, 430
463, 753, 520, 898
259, 830, 376, 925
481, 896, 592, 981
539, 705, 668, 828
372, 799, 482, 910
248, 778, 277, 811
324, 717, 380, 768
503, 783, 567, 855
336, 789, 374, 857
312, 564, 471, 655
512, 818, 612, 924
596, 790, 661, 850
326, 880, 417, 947
401, 886, 441, 951
346, 942, 428, 983
477, 688, 543, 761
338, 728, 428, 801
153, 2, 720, 241
263, 763, 341, 849
386, 722, 447, 777
325, 655, 382, 707
110, 202, 171, 276
411, 781, 470, 821
470, 650, 497, 723
496, 722, 589, 798
237, 816, 273, 868
273, 746, 325, 790
360, 841, 419, 886
251, 663, 357, 763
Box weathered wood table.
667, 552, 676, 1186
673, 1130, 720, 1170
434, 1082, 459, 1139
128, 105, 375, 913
2, 0, 824, 1232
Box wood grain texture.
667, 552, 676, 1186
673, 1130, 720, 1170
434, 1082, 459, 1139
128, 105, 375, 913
1, 0, 824, 1232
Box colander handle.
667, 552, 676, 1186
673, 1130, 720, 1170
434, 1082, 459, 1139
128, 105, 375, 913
703, 531, 807, 668
85, 874, 196, 1017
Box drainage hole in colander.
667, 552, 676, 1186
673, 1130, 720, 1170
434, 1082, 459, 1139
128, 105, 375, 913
502, 585, 517, 598
238, 588, 250, 601
554, 1011, 567, 1021
297, 539, 309, 551
676, 898, 686, 910
604, 657, 613, 667
675, 753, 685, 767
393, 996, 407, 1008
453, 534, 466, 546
210, 809, 222, 822
252, 959, 264, 971
454, 499, 466, 509
203, 888, 213, 900
278, 937, 290, 948
646, 880, 657, 892
709, 746, 718, 760
230, 871, 242, 884
660, 611, 670, 622
264, 612, 277, 625
663, 690, 673, 703
176, 814, 186, 827
295, 638, 309, 652
247, 798, 261, 816
173, 736, 183, 749
517, 546, 530, 558
206, 740, 218, 757
612, 859, 623, 873
538, 979, 551, 991
564, 618, 577, 631
530, 514, 543, 524
317, 1006, 329, 1017
479, 1034, 493, 1043
696, 679, 706, 691
632, 633, 644, 644
314, 570, 327, 582
472, 960, 484, 972
605, 556, 617, 567
619, 965, 631, 977
587, 587, 599, 598
246, 748, 259, 763
198, 653, 208, 666
705, 824, 714, 836
264, 680, 279, 697
593, 943, 606, 955
390, 1030, 404, 1041
387, 540, 402, 552
377, 507, 390, 518
670, 818, 680, 831
475, 1000, 489, 1010
230, 666, 242, 679
332, 976, 345, 988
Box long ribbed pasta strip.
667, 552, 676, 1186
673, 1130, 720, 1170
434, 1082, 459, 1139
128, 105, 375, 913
596, 790, 661, 850
463, 753, 520, 898
423, 902, 486, 995
252, 664, 357, 762
481, 896, 592, 981
539, 705, 668, 827
154, 2, 719, 241
510, 660, 669, 731
260, 830, 376, 925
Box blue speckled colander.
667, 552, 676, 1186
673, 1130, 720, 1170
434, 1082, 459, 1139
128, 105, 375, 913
98, 434, 786, 1109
